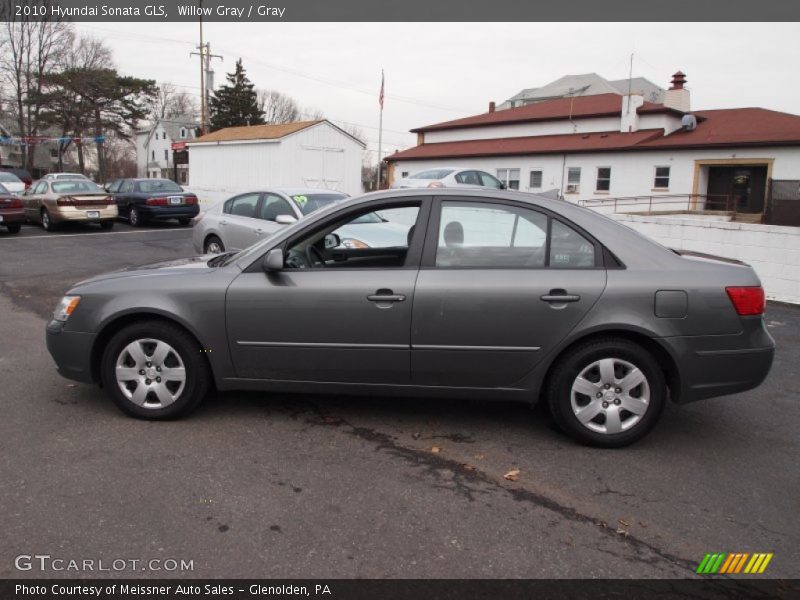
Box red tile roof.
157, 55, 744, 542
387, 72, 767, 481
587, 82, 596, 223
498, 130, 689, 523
388, 107, 800, 161
411, 93, 678, 133
387, 130, 665, 161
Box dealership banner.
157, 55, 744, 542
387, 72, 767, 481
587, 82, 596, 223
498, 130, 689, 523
2, 0, 799, 22
2, 580, 799, 600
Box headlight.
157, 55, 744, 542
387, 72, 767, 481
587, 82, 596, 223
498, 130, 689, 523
341, 238, 369, 249
54, 295, 81, 321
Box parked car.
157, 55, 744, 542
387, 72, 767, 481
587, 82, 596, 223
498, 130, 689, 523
0, 183, 24, 234
192, 188, 350, 254
45, 189, 774, 447
40, 172, 91, 182
391, 167, 505, 190
0, 166, 33, 190
0, 171, 26, 195
22, 179, 117, 231
107, 178, 198, 227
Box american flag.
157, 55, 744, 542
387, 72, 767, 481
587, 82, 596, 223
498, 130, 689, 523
379, 70, 384, 109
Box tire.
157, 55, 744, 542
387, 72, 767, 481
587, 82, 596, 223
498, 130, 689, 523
129, 206, 143, 227
5, 224, 21, 234
546, 338, 666, 448
100, 319, 211, 420
204, 235, 225, 254
178, 217, 191, 226
100, 220, 114, 230
41, 208, 55, 231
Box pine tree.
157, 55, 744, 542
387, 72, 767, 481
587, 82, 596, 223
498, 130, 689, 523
208, 59, 265, 131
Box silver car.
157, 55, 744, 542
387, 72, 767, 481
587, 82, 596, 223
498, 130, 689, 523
40, 173, 91, 182
0, 171, 26, 195
391, 167, 505, 190
46, 189, 774, 447
192, 188, 349, 254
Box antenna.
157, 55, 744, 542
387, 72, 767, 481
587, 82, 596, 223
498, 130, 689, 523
626, 53, 634, 114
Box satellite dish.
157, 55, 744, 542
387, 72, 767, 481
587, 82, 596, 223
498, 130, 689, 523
681, 115, 697, 131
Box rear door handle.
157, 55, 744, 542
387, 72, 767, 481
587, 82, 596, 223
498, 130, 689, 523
541, 290, 581, 303
367, 289, 406, 303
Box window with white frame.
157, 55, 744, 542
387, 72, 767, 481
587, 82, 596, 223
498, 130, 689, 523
496, 168, 520, 190
566, 167, 581, 193
401, 171, 409, 178
529, 169, 543, 189
164, 149, 168, 161
180, 128, 187, 139
654, 166, 670, 189
595, 167, 611, 192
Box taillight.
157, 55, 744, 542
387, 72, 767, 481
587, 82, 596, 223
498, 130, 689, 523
726, 286, 765, 316
185, 195, 198, 205
57, 196, 75, 206
146, 197, 168, 206
1, 197, 22, 208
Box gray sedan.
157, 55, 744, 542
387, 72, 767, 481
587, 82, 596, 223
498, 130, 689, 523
46, 189, 774, 447
192, 188, 348, 254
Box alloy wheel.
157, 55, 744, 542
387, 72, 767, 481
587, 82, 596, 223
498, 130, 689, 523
569, 357, 650, 435
114, 338, 186, 409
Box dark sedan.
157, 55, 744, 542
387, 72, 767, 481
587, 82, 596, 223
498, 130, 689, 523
45, 189, 774, 447
0, 182, 24, 234
107, 178, 199, 227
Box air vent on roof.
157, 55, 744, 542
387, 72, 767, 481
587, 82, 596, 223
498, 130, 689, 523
681, 114, 697, 131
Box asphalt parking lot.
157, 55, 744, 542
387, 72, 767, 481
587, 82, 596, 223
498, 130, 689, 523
0, 222, 798, 579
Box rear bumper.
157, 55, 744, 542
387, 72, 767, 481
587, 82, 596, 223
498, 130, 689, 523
46, 320, 97, 384
664, 318, 775, 403
0, 208, 25, 224
141, 205, 200, 220
53, 205, 118, 223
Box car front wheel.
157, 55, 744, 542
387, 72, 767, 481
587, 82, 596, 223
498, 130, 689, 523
546, 338, 666, 447
101, 320, 210, 419
204, 235, 224, 254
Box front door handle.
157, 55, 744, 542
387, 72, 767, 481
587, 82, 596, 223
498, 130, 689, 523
367, 289, 406, 303
541, 289, 581, 303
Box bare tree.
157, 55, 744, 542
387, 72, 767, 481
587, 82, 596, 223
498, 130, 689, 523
147, 82, 199, 121
0, 5, 72, 171
257, 89, 301, 124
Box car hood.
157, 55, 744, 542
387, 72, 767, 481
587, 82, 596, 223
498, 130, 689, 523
72, 255, 217, 287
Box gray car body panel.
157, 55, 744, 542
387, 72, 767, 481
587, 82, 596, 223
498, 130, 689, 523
47, 188, 774, 406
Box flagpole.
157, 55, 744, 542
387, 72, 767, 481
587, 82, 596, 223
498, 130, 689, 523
375, 69, 384, 190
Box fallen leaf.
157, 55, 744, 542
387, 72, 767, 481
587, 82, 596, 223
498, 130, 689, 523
461, 463, 476, 471
599, 521, 608, 529
430, 445, 441, 454
504, 469, 520, 481
638, 521, 648, 528
616, 528, 629, 537
618, 519, 629, 527
473, 454, 485, 460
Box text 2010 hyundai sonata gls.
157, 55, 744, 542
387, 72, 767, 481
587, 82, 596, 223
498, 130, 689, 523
46, 189, 774, 447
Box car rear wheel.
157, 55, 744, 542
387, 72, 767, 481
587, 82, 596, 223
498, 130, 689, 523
5, 224, 20, 234
129, 206, 143, 227
178, 217, 191, 226
100, 220, 114, 230
41, 208, 55, 231
204, 235, 224, 254
546, 338, 666, 448
101, 320, 210, 419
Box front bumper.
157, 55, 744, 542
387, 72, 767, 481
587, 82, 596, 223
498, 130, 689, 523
665, 318, 775, 403
46, 320, 97, 384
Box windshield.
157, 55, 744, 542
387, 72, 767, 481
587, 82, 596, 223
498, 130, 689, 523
410, 169, 454, 180
57, 173, 87, 179
290, 192, 347, 215
52, 181, 104, 194
0, 173, 21, 183
0, 183, 9, 194
137, 180, 183, 193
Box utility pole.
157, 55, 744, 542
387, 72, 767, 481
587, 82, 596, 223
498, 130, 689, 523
190, 2, 222, 135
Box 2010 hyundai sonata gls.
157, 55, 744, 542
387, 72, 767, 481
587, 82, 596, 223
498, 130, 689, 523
46, 189, 774, 447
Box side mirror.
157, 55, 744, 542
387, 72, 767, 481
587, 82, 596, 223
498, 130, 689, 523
324, 233, 341, 249
263, 248, 284, 272
275, 214, 297, 225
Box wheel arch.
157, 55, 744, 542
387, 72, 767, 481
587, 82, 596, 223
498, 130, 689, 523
539, 327, 682, 404
90, 310, 213, 385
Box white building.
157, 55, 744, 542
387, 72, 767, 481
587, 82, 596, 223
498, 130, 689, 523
386, 73, 800, 217
135, 118, 198, 182
186, 120, 366, 196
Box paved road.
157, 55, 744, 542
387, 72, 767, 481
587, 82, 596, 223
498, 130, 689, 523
0, 224, 797, 579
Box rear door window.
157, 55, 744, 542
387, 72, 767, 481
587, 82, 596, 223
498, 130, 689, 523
225, 193, 260, 218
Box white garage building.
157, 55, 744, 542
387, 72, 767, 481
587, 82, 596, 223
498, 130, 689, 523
187, 120, 365, 197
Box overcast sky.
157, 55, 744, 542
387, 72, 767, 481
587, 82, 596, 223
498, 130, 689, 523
75, 22, 800, 161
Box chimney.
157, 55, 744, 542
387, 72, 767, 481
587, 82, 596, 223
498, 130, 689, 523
620, 94, 644, 133
663, 71, 690, 112
488, 101, 496, 113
